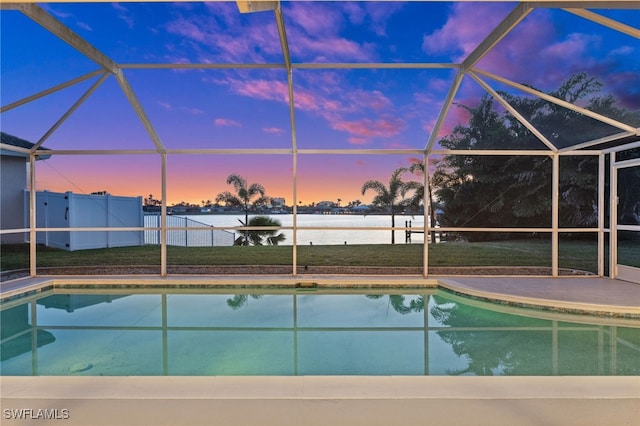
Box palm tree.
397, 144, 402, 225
361, 167, 414, 244
226, 294, 263, 309
237, 215, 286, 246
215, 174, 269, 245
365, 294, 425, 314
407, 161, 439, 243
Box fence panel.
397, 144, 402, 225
144, 214, 234, 247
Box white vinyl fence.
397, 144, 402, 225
27, 191, 144, 251
144, 214, 235, 247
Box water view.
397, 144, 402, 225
183, 214, 427, 245
2, 289, 638, 376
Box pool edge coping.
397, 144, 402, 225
1, 275, 639, 318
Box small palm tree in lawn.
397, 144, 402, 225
361, 167, 414, 244
240, 215, 286, 246
216, 174, 269, 245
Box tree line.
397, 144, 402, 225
432, 73, 640, 241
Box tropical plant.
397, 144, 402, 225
407, 160, 443, 243
429, 294, 555, 375
215, 174, 270, 245
365, 294, 425, 314
361, 167, 418, 244
144, 194, 162, 206
432, 74, 640, 241
235, 215, 286, 246
226, 294, 263, 309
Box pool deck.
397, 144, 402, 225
1, 274, 639, 425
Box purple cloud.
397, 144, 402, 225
179, 106, 205, 115
225, 78, 289, 103
422, 3, 512, 61
284, 2, 394, 62
216, 70, 406, 145
263, 127, 285, 135
112, 3, 134, 29
362, 2, 405, 37
214, 118, 241, 127
164, 5, 280, 63
331, 116, 405, 140
427, 5, 638, 113
42, 5, 93, 32
165, 18, 207, 42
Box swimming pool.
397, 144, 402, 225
1, 288, 639, 376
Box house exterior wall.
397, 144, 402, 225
1, 156, 27, 243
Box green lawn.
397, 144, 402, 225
3, 239, 638, 274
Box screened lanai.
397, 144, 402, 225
1, 1, 639, 281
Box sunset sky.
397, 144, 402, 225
1, 1, 638, 206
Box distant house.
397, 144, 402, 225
271, 197, 286, 208
0, 132, 50, 243
316, 201, 336, 211
351, 205, 370, 213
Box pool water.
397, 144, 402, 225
1, 289, 639, 376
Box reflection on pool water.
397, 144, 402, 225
1, 289, 639, 376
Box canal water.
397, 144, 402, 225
183, 214, 426, 245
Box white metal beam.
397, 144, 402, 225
528, 1, 640, 9
114, 70, 166, 154
65, 62, 460, 71
615, 157, 640, 169
161, 152, 167, 277
558, 131, 636, 152
121, 63, 284, 70
236, 1, 278, 14
552, 154, 559, 276
425, 71, 464, 152
38, 150, 159, 155
603, 140, 640, 154
18, 3, 118, 73
473, 69, 638, 133
32, 73, 110, 151
460, 2, 532, 72
275, 6, 292, 72
469, 71, 558, 152
1, 70, 104, 113
0, 2, 24, 11
293, 63, 457, 70
563, 8, 640, 39
610, 152, 617, 278
29, 155, 36, 277
298, 149, 423, 155
430, 149, 546, 156
34, 148, 605, 157
275, 4, 299, 274
423, 153, 430, 277
17, 4, 166, 154
598, 153, 604, 276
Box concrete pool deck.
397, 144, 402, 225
1, 274, 639, 425
2, 376, 639, 426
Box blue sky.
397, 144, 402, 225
1, 1, 638, 205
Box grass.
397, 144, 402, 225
3, 239, 638, 273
